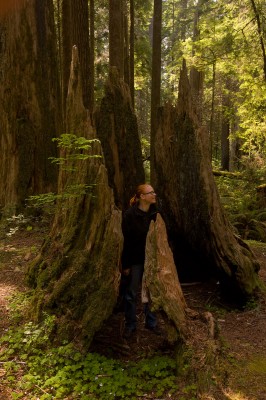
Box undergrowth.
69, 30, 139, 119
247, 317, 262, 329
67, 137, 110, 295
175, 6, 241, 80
0, 312, 183, 400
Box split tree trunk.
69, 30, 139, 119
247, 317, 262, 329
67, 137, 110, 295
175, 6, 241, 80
152, 61, 260, 301
0, 0, 61, 212
144, 214, 187, 343
27, 47, 123, 345
95, 67, 145, 210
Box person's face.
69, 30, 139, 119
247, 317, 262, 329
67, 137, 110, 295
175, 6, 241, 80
140, 185, 157, 204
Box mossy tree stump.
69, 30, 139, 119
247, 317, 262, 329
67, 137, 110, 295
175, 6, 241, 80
152, 61, 260, 301
27, 47, 123, 345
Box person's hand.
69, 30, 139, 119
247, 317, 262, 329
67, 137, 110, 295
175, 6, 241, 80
123, 268, 130, 276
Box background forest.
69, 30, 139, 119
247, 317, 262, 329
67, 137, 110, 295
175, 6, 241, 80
0, 0, 266, 399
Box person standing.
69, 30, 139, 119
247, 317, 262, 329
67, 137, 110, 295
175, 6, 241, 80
121, 183, 161, 339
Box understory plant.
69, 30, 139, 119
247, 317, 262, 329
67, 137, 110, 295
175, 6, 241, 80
0, 313, 180, 400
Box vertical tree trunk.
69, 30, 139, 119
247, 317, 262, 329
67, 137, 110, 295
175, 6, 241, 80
221, 89, 230, 171
95, 67, 145, 210
89, 0, 95, 110
150, 0, 162, 181
27, 46, 123, 344
209, 60, 216, 159
189, 0, 204, 123
109, 0, 124, 78
124, 12, 130, 85
152, 61, 260, 301
250, 0, 266, 81
62, 0, 71, 122
129, 0, 135, 108
0, 0, 61, 212
62, 0, 92, 113
70, 0, 90, 109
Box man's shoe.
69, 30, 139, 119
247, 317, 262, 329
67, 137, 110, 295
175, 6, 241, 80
123, 327, 136, 339
145, 325, 162, 336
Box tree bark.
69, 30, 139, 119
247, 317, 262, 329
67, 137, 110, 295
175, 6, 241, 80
144, 214, 187, 343
189, 0, 204, 123
62, 0, 71, 121
89, 0, 95, 110
150, 0, 162, 182
221, 90, 230, 171
95, 67, 145, 210
70, 0, 90, 109
152, 61, 260, 301
27, 46, 123, 345
109, 0, 124, 78
0, 0, 61, 212
129, 0, 135, 108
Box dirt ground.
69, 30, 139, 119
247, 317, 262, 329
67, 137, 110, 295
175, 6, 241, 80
0, 220, 266, 399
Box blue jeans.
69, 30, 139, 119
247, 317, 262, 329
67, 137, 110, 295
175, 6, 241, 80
124, 264, 157, 330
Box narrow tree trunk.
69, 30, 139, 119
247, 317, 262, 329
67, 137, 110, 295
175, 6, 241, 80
89, 0, 95, 110
152, 61, 260, 301
189, 0, 204, 122
250, 0, 266, 81
0, 0, 61, 212
27, 47, 123, 344
221, 90, 230, 171
70, 0, 90, 109
95, 67, 145, 210
109, 0, 124, 78
129, 0, 135, 108
62, 0, 71, 122
150, 0, 162, 181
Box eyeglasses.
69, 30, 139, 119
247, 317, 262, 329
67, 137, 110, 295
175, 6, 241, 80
143, 191, 156, 195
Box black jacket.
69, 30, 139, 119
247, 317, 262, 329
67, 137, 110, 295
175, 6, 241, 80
121, 204, 157, 269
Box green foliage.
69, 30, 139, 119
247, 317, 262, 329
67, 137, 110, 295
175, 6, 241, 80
0, 313, 180, 400
215, 159, 265, 220
27, 134, 101, 210
49, 134, 102, 170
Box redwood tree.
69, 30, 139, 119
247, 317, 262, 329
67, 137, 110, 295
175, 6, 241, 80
27, 47, 123, 344
0, 0, 61, 212
152, 61, 260, 301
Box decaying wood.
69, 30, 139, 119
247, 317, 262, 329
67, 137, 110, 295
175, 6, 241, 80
144, 214, 187, 343
152, 60, 260, 301
27, 47, 123, 345
95, 67, 145, 210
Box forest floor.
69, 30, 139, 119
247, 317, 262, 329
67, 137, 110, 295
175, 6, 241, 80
0, 217, 266, 399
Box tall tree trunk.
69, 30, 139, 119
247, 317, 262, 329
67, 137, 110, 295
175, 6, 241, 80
221, 89, 230, 171
109, 0, 124, 78
0, 0, 61, 212
62, 0, 71, 123
209, 60, 216, 159
124, 13, 130, 85
189, 0, 204, 123
27, 47, 123, 344
89, 0, 95, 110
250, 0, 266, 81
129, 0, 135, 108
152, 61, 260, 301
95, 67, 145, 210
62, 0, 92, 114
70, 0, 90, 109
150, 0, 162, 182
